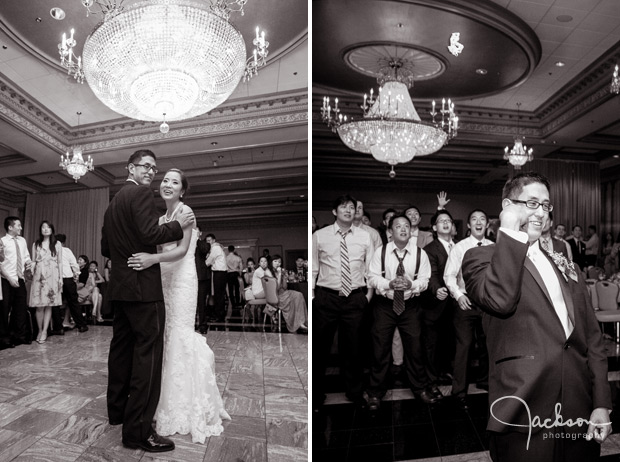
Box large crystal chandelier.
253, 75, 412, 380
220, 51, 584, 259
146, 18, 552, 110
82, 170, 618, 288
504, 102, 533, 170
58, 0, 268, 132
59, 112, 94, 182
321, 60, 458, 178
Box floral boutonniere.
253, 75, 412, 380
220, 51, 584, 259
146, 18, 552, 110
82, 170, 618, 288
540, 242, 578, 282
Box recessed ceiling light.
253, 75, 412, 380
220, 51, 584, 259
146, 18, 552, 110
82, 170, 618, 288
217, 155, 224, 159
614, 154, 619, 159
211, 141, 217, 145
476, 68, 487, 75
35, 17, 42, 23
556, 15, 573, 23
50, 8, 65, 20
555, 61, 565, 67
397, 23, 404, 28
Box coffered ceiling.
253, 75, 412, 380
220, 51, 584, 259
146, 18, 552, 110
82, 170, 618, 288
0, 0, 308, 230
313, 0, 620, 197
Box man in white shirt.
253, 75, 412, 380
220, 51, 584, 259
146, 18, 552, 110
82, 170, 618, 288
585, 225, 599, 268
205, 234, 227, 322
443, 209, 493, 410
226, 245, 243, 308
0, 216, 32, 348
462, 172, 610, 461
313, 195, 374, 409
353, 200, 382, 251
367, 214, 436, 409
56, 234, 88, 333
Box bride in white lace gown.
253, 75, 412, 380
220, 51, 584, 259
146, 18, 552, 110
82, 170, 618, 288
128, 168, 230, 443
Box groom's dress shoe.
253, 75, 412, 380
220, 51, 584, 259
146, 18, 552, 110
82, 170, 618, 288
123, 433, 175, 452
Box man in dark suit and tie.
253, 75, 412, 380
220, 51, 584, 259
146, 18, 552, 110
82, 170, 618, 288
102, 149, 194, 453
462, 172, 611, 461
422, 209, 457, 389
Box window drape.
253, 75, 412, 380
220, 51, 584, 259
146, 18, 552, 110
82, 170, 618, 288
526, 159, 600, 233
602, 180, 620, 239
24, 188, 109, 266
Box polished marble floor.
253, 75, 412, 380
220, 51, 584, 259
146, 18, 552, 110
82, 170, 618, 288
315, 338, 620, 462
0, 325, 308, 462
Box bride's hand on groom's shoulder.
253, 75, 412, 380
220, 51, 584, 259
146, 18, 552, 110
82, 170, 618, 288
128, 252, 157, 271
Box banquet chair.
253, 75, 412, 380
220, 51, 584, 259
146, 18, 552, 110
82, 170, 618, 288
241, 288, 266, 326
261, 276, 281, 332
594, 280, 620, 342
587, 267, 605, 280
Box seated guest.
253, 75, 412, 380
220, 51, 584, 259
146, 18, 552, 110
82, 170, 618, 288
77, 255, 90, 285
77, 260, 105, 323
271, 255, 308, 333
366, 214, 437, 410
294, 256, 307, 281
251, 256, 272, 299
243, 258, 255, 287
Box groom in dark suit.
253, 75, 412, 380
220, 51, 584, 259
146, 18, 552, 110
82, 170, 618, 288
462, 172, 611, 462
102, 149, 194, 452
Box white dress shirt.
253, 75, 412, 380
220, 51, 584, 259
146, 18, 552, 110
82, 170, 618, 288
502, 228, 573, 338
206, 243, 226, 271
355, 222, 382, 252
312, 222, 374, 292
368, 241, 430, 300
444, 235, 494, 301
0, 234, 31, 282
61, 246, 80, 279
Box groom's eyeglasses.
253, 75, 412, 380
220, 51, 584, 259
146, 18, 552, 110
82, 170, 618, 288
510, 199, 553, 212
133, 163, 159, 174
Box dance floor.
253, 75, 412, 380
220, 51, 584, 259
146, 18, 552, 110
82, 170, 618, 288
0, 324, 308, 462
315, 338, 620, 462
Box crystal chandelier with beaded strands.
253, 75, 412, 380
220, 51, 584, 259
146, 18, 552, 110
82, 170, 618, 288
59, 111, 94, 182
59, 0, 269, 134
321, 57, 458, 178
611, 64, 620, 95
504, 102, 533, 170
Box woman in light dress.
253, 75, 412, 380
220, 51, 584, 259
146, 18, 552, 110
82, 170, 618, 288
127, 168, 230, 444
30, 221, 63, 344
271, 255, 308, 333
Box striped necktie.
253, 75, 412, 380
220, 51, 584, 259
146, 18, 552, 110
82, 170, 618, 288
14, 237, 23, 279
393, 249, 407, 315
338, 229, 352, 296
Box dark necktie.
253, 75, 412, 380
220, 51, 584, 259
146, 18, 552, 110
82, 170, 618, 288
477, 242, 482, 247
338, 229, 351, 296
393, 249, 407, 315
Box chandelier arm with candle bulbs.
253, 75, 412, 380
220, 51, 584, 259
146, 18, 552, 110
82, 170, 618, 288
59, 0, 268, 133
321, 60, 458, 177
611, 64, 620, 95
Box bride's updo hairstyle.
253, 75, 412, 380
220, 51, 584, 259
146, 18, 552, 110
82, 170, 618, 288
167, 168, 189, 199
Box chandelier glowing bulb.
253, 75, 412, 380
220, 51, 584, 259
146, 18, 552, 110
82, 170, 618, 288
321, 60, 458, 177
59, 0, 268, 131
611, 64, 620, 95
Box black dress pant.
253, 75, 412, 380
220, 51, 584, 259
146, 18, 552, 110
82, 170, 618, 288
451, 306, 488, 396
226, 272, 240, 306
197, 278, 209, 329
369, 295, 431, 397
63, 277, 87, 329
107, 300, 165, 444
212, 271, 228, 321
1, 277, 29, 344
489, 429, 600, 462
314, 287, 367, 401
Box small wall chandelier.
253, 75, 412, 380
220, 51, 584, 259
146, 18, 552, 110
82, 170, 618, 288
58, 0, 268, 133
59, 112, 94, 182
504, 102, 533, 170
321, 60, 458, 178
611, 64, 620, 95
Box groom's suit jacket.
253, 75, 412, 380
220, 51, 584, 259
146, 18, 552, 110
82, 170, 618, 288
102, 180, 183, 302
462, 230, 610, 435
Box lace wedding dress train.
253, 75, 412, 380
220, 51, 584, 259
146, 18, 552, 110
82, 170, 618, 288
155, 221, 230, 443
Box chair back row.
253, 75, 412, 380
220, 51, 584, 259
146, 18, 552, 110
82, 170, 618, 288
261, 277, 279, 306
596, 281, 620, 311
